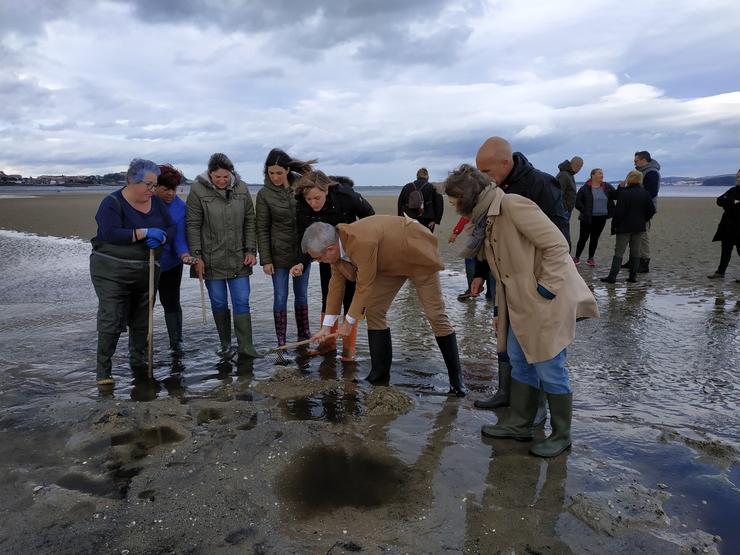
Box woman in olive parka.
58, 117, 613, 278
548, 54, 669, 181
256, 148, 316, 346
186, 153, 260, 359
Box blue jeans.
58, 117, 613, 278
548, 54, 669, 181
271, 266, 311, 311
507, 326, 570, 394
205, 276, 251, 315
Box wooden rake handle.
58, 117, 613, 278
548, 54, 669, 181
269, 333, 338, 353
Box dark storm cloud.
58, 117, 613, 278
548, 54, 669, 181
116, 0, 467, 65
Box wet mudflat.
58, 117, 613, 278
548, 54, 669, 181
0, 194, 738, 553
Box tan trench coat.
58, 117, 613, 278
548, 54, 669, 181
326, 215, 444, 321
483, 188, 599, 363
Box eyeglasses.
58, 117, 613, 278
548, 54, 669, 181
141, 181, 158, 191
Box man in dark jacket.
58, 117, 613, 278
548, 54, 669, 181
633, 150, 661, 273
556, 156, 583, 222
471, 136, 569, 416
398, 167, 444, 231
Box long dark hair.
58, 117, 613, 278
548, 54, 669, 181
263, 148, 316, 181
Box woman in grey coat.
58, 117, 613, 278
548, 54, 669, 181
186, 153, 260, 359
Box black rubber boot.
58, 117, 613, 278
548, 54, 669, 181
626, 257, 640, 283
366, 328, 392, 384
128, 327, 149, 380
530, 392, 573, 457
164, 311, 184, 354
96, 331, 119, 386
474, 360, 511, 409
233, 313, 263, 358
533, 386, 548, 427
638, 258, 650, 273
600, 256, 622, 284
213, 311, 233, 358
435, 332, 468, 397
481, 379, 540, 441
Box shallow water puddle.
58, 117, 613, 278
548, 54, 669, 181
276, 445, 408, 517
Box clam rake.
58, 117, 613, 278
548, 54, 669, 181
262, 333, 338, 364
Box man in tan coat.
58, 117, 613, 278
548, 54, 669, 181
304, 215, 467, 396
444, 164, 599, 457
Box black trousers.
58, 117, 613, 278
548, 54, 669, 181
157, 264, 183, 314
319, 261, 355, 314
575, 216, 608, 259
717, 239, 740, 274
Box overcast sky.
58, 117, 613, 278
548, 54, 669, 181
1, 0, 739, 184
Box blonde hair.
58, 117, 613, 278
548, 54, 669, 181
625, 170, 643, 185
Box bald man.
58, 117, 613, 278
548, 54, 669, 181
475, 137, 569, 239
556, 156, 583, 223
472, 137, 569, 418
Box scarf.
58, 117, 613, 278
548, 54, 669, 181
459, 184, 497, 259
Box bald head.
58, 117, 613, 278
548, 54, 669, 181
571, 156, 583, 173
475, 136, 513, 186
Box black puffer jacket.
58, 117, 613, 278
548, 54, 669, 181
296, 183, 375, 262
712, 185, 740, 242
610, 184, 656, 235
501, 152, 570, 241
575, 181, 617, 223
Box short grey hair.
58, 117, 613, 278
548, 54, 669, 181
127, 158, 160, 183
301, 222, 338, 254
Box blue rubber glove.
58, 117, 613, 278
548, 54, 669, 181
144, 227, 167, 249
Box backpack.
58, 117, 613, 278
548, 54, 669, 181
406, 183, 425, 216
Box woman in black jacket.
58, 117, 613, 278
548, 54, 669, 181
600, 170, 656, 284
573, 168, 616, 266
708, 169, 740, 280
291, 170, 375, 360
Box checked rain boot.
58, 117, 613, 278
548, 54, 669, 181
341, 323, 358, 362
533, 386, 548, 427
233, 313, 263, 358
638, 257, 650, 273
307, 312, 337, 356
481, 379, 540, 441
273, 310, 288, 347
600, 256, 622, 284
128, 327, 149, 380
474, 360, 511, 409
365, 328, 392, 385
213, 310, 234, 359
164, 311, 184, 355
435, 333, 468, 397
295, 305, 311, 342
95, 331, 120, 386
530, 392, 573, 458
626, 257, 640, 283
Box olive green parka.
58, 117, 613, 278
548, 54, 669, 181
186, 171, 257, 280
255, 176, 302, 268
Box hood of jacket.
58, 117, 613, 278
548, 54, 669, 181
195, 170, 237, 190
639, 159, 661, 174
557, 160, 574, 174
501, 152, 535, 187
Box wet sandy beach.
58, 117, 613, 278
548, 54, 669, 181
0, 191, 738, 553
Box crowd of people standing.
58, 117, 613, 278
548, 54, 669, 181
89, 142, 738, 459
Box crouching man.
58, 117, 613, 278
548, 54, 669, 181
304, 215, 467, 396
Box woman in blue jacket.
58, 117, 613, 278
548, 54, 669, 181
154, 165, 197, 355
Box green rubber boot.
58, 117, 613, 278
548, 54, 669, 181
481, 379, 539, 441
530, 392, 572, 458
213, 311, 233, 358
474, 360, 511, 409
233, 313, 263, 358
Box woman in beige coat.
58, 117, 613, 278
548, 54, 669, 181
444, 164, 598, 457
